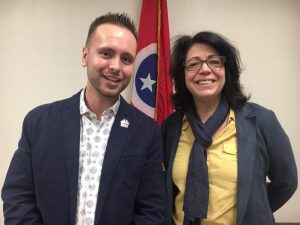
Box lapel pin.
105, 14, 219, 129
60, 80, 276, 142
120, 119, 129, 128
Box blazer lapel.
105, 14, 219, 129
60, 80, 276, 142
163, 112, 184, 225
62, 92, 81, 225
165, 113, 183, 171
235, 104, 257, 225
94, 97, 131, 224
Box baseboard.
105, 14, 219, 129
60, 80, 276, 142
276, 223, 300, 225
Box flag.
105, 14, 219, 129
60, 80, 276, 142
131, 0, 173, 124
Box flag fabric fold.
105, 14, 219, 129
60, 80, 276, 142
131, 0, 173, 124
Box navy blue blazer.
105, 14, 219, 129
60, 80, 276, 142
2, 91, 165, 225
162, 102, 297, 225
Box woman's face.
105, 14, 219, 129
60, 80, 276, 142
184, 43, 225, 105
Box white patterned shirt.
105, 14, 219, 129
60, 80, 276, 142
75, 89, 119, 225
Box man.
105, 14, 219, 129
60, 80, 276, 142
2, 13, 165, 225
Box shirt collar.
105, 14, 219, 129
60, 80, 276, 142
79, 88, 120, 117
182, 108, 235, 130
228, 108, 235, 122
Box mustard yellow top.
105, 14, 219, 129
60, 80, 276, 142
172, 109, 237, 225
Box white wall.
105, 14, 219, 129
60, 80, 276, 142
0, 0, 299, 223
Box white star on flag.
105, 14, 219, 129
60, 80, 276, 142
140, 73, 156, 92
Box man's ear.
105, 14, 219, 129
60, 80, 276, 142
82, 47, 88, 67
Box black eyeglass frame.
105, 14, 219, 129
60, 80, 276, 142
183, 55, 226, 71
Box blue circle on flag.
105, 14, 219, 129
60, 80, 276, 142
135, 53, 157, 108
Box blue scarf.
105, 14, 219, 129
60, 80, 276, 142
183, 96, 229, 225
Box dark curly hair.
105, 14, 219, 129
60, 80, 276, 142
170, 31, 249, 112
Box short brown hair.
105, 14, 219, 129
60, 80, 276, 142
85, 12, 137, 46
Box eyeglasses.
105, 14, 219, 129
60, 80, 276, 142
183, 55, 226, 71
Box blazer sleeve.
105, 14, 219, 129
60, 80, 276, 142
262, 110, 298, 212
1, 113, 43, 225
131, 125, 166, 225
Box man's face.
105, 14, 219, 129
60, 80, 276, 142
82, 23, 137, 102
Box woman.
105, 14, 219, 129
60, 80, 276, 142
162, 31, 297, 225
